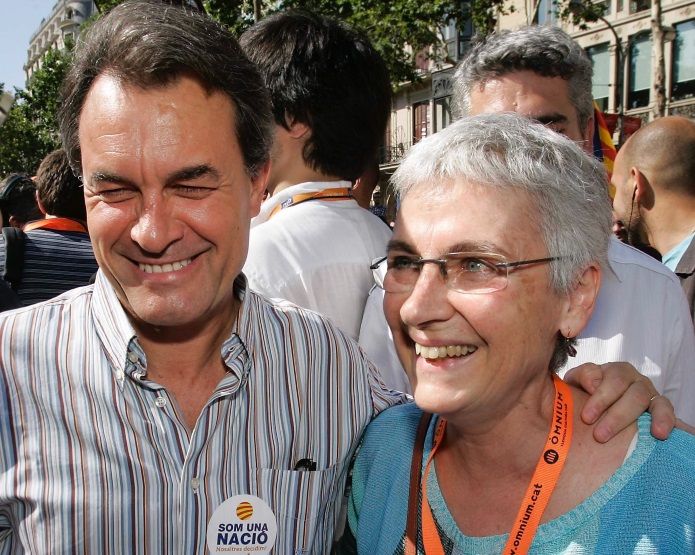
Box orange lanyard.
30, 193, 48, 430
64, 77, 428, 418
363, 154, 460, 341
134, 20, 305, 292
268, 187, 352, 219
419, 375, 573, 555
23, 218, 87, 233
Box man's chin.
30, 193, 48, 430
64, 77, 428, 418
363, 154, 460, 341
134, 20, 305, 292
121, 292, 204, 332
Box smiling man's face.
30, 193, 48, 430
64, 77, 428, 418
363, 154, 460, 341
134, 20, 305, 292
79, 74, 267, 333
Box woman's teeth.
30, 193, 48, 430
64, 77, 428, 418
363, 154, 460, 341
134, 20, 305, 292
415, 343, 478, 359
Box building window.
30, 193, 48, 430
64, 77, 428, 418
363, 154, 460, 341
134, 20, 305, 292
434, 96, 453, 132
440, 4, 474, 62
595, 0, 612, 16
629, 0, 650, 13
587, 43, 610, 111
672, 20, 695, 101
534, 0, 557, 25
412, 101, 430, 143
441, 18, 458, 60
628, 32, 651, 109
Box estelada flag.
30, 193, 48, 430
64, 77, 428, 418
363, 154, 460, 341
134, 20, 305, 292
592, 102, 617, 197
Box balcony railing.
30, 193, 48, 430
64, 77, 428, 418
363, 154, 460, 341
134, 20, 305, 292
379, 142, 413, 165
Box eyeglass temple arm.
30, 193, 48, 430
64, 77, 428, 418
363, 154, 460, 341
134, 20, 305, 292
498, 256, 560, 269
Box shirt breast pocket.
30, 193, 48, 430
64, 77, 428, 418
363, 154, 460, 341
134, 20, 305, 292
255, 465, 342, 554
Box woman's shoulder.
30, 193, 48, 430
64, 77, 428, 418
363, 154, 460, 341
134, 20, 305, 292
363, 403, 424, 444
621, 414, 695, 504
640, 414, 695, 466
650, 423, 695, 475
353, 404, 426, 470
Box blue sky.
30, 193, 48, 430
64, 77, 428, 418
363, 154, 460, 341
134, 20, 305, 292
1, 0, 58, 94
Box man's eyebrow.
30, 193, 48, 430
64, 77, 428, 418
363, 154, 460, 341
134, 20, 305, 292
87, 165, 220, 188
89, 171, 134, 187
166, 164, 220, 185
386, 239, 417, 254
533, 113, 569, 126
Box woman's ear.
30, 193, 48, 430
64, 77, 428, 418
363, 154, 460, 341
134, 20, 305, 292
560, 263, 601, 338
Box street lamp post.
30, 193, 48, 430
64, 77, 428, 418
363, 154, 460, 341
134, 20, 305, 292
597, 14, 628, 145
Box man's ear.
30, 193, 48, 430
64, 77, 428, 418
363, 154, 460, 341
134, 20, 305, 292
249, 160, 271, 216
35, 191, 48, 216
583, 115, 595, 154
284, 115, 310, 140
631, 167, 654, 209
560, 263, 601, 338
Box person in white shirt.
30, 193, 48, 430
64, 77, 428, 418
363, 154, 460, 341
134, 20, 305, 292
240, 10, 392, 342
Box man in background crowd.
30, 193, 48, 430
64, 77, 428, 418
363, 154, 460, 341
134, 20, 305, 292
241, 11, 393, 342
0, 173, 42, 229
612, 116, 695, 322
0, 148, 97, 306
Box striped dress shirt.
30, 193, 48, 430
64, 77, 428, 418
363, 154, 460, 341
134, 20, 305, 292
0, 272, 405, 554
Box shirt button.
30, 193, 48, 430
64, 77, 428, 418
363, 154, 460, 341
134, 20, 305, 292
155, 396, 167, 408
127, 352, 138, 363
190, 477, 200, 490
116, 370, 125, 381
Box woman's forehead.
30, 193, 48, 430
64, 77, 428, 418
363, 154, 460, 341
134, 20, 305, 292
395, 180, 543, 257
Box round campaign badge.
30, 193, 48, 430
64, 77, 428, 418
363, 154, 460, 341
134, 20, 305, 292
207, 494, 278, 553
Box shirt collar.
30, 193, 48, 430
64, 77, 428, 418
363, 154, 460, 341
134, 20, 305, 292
675, 234, 695, 275
92, 270, 255, 386
92, 270, 138, 376
664, 232, 695, 272
252, 180, 352, 227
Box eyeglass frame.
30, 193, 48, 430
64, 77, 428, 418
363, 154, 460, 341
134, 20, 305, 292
370, 251, 563, 294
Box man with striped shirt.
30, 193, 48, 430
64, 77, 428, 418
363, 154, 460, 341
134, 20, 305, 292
0, 2, 677, 554
0, 3, 404, 553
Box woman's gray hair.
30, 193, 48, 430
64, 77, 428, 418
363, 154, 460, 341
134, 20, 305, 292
391, 113, 612, 295
452, 26, 594, 134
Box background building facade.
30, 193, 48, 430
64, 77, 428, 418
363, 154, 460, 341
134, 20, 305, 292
377, 0, 694, 218
24, 0, 97, 82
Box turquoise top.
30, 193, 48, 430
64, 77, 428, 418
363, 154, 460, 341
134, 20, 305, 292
344, 404, 695, 554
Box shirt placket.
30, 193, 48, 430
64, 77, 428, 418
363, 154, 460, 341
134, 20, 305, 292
166, 338, 250, 554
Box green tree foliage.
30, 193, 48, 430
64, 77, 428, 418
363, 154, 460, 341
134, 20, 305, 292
204, 0, 462, 85
558, 0, 607, 30
0, 0, 602, 175
0, 44, 73, 176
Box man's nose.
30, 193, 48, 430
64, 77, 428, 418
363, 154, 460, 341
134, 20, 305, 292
130, 195, 184, 254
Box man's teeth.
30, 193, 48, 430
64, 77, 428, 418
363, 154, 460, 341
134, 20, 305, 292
415, 343, 477, 359
139, 258, 192, 274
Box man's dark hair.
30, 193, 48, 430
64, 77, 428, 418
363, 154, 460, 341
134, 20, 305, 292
0, 174, 42, 227
35, 149, 86, 221
240, 10, 392, 182
59, 0, 274, 179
